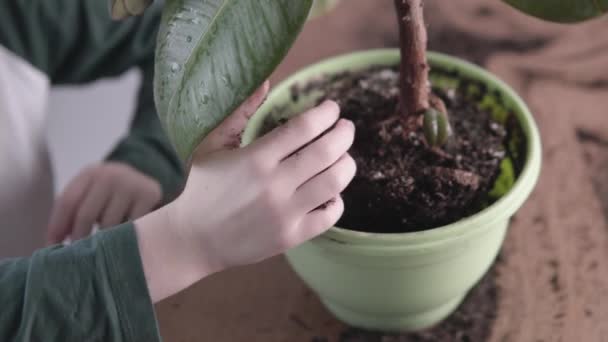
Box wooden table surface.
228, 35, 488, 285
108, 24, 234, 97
156, 1, 608, 340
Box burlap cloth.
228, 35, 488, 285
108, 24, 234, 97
156, 1, 608, 340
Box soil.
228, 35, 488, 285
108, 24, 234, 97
289, 66, 508, 233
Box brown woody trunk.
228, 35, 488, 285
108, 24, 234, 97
394, 0, 430, 125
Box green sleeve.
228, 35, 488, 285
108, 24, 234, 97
0, 224, 161, 342
0, 0, 184, 202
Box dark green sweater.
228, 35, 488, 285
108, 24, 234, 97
0, 1, 182, 340
0, 225, 160, 341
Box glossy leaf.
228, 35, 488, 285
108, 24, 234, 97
503, 0, 608, 23
155, 0, 313, 161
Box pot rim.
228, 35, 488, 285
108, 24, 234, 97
245, 49, 542, 252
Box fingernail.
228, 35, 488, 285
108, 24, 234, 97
338, 118, 353, 127
321, 100, 339, 111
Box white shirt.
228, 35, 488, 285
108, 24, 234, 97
0, 45, 53, 258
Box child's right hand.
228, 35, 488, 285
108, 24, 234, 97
135, 83, 356, 302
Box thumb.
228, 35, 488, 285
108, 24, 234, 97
195, 80, 270, 158
46, 169, 94, 245
110, 0, 152, 20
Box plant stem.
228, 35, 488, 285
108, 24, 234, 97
394, 0, 429, 121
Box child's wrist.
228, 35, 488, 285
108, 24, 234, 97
134, 204, 218, 302
165, 199, 226, 274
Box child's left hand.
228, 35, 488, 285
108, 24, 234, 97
47, 162, 162, 244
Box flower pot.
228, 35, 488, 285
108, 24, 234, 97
242, 49, 542, 332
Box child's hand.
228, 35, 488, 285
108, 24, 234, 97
176, 102, 355, 271
135, 82, 356, 301
47, 163, 162, 244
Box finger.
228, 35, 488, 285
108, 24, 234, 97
46, 170, 94, 244
196, 80, 270, 157
71, 182, 112, 240
253, 100, 340, 161
124, 0, 152, 15
99, 190, 133, 229
110, 0, 130, 20
128, 196, 158, 221
281, 118, 355, 186
110, 0, 151, 19
297, 196, 344, 239
294, 154, 356, 213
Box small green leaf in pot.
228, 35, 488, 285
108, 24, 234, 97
423, 108, 451, 147
154, 0, 313, 161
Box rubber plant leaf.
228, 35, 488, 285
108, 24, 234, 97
154, 0, 313, 161
502, 0, 608, 23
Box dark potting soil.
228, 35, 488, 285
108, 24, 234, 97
289, 66, 508, 233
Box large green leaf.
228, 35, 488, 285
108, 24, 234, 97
155, 0, 313, 161
503, 0, 608, 23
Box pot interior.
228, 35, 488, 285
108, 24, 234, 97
243, 50, 540, 242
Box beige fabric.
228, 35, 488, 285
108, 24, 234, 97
0, 45, 52, 258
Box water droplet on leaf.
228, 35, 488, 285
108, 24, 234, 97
221, 74, 234, 89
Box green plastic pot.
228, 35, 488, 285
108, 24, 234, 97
242, 49, 542, 332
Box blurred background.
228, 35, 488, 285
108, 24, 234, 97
47, 71, 138, 192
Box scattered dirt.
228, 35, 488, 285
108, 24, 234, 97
577, 128, 608, 222
288, 66, 508, 233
